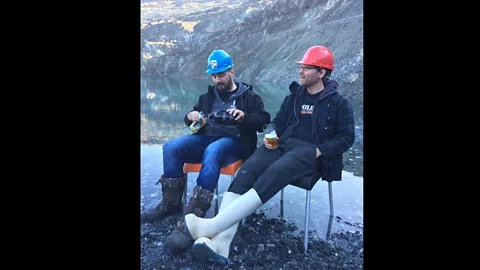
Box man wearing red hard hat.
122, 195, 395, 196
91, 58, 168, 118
169, 46, 355, 264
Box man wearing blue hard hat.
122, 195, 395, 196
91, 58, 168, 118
141, 49, 271, 250
165, 45, 355, 264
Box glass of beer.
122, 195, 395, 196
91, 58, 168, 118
263, 123, 278, 149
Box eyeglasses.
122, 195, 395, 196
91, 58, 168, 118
299, 66, 317, 71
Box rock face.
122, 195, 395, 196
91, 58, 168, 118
141, 0, 363, 107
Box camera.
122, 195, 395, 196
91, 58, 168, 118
209, 110, 236, 125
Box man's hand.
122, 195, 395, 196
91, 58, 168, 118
226, 108, 245, 122
316, 148, 322, 158
187, 111, 200, 123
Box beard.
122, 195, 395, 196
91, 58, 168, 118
299, 77, 317, 88
299, 78, 307, 86
216, 77, 233, 92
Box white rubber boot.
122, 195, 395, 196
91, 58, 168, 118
193, 191, 240, 263
184, 188, 262, 239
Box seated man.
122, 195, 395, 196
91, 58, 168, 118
167, 45, 355, 263
141, 50, 270, 243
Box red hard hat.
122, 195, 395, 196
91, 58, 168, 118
296, 46, 334, 70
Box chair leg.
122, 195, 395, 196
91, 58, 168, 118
328, 181, 334, 217
280, 188, 284, 219
326, 215, 333, 240
304, 190, 311, 253
183, 173, 188, 209
214, 183, 219, 216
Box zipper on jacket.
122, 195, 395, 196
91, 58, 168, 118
293, 96, 299, 128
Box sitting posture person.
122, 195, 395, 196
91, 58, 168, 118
141, 49, 270, 249
166, 45, 355, 263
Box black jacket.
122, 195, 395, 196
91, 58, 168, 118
273, 80, 355, 181
184, 81, 271, 160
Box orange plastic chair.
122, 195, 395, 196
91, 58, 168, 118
183, 159, 243, 215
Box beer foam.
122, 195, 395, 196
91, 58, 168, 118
265, 133, 277, 139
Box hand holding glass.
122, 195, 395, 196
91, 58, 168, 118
263, 123, 278, 150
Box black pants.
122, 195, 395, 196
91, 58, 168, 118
228, 138, 318, 203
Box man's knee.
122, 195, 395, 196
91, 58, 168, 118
203, 146, 221, 159
227, 167, 254, 195
227, 181, 249, 195
163, 136, 189, 156
163, 140, 174, 154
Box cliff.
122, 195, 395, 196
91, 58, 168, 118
141, 0, 363, 122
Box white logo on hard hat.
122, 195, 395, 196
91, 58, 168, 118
211, 60, 217, 69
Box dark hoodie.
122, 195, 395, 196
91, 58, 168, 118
184, 80, 271, 160
273, 80, 355, 181
202, 80, 251, 138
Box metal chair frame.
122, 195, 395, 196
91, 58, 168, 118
184, 160, 335, 253
183, 160, 243, 215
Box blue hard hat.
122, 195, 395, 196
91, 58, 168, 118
206, 50, 234, 74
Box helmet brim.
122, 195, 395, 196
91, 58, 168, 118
206, 65, 233, 75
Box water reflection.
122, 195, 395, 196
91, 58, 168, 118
141, 77, 362, 144
141, 77, 290, 144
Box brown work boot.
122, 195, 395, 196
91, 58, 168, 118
140, 174, 186, 224
164, 185, 214, 250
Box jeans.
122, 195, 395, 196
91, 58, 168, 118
163, 134, 242, 192
228, 138, 318, 203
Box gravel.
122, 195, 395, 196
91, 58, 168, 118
141, 211, 363, 269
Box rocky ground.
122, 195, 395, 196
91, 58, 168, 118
141, 211, 363, 269
141, 120, 364, 270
